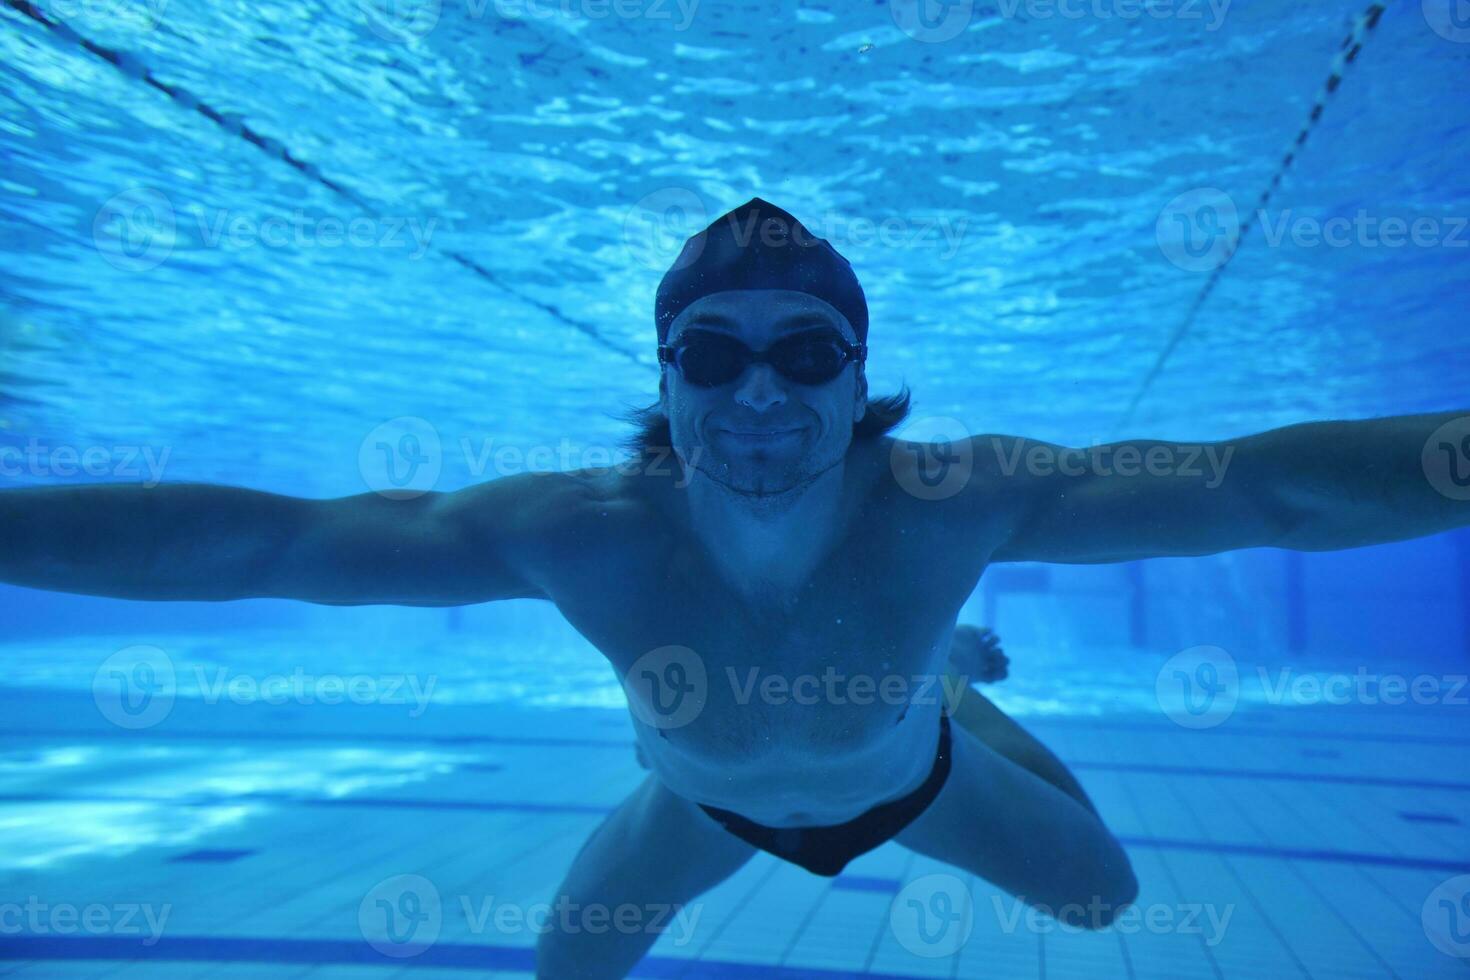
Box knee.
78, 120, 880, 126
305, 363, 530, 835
1056, 862, 1139, 931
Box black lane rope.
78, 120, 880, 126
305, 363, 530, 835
1, 0, 647, 366
1114, 2, 1388, 434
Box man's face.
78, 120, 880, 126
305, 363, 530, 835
659, 289, 867, 496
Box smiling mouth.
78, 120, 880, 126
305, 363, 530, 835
719, 427, 804, 440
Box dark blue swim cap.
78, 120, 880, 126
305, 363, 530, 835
655, 197, 868, 346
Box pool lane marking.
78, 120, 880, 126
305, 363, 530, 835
0, 0, 647, 367
1115, 2, 1389, 432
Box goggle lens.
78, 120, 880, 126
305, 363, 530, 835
664, 331, 862, 388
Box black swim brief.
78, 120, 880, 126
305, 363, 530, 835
698, 710, 953, 877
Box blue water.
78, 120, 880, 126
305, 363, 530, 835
2, 0, 1469, 977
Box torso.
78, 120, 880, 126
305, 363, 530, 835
527, 438, 1000, 827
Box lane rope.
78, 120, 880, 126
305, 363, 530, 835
1113, 2, 1388, 435
1, 0, 647, 366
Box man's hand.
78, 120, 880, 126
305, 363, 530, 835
948, 624, 1008, 684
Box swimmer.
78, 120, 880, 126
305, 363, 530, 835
3, 198, 1467, 979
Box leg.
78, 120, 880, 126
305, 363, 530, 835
537, 774, 756, 979
895, 714, 1136, 928
944, 676, 1099, 816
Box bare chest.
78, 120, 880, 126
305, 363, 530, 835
553, 521, 982, 758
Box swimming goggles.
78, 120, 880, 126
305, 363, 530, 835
657, 330, 867, 388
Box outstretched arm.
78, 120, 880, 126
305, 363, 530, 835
986, 411, 1470, 564
0, 475, 562, 604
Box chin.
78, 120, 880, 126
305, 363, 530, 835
699, 453, 807, 497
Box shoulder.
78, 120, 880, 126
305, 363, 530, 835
859, 432, 1044, 543
461, 461, 681, 561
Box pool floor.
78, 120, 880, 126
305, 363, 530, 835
0, 675, 1466, 978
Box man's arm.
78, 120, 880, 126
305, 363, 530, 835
0, 474, 564, 604
984, 411, 1470, 564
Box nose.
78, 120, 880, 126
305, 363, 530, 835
732, 363, 788, 413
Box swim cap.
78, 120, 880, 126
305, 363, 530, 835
655, 197, 868, 345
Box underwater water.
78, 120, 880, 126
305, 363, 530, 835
2, 0, 1469, 976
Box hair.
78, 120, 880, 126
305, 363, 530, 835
621, 385, 913, 457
